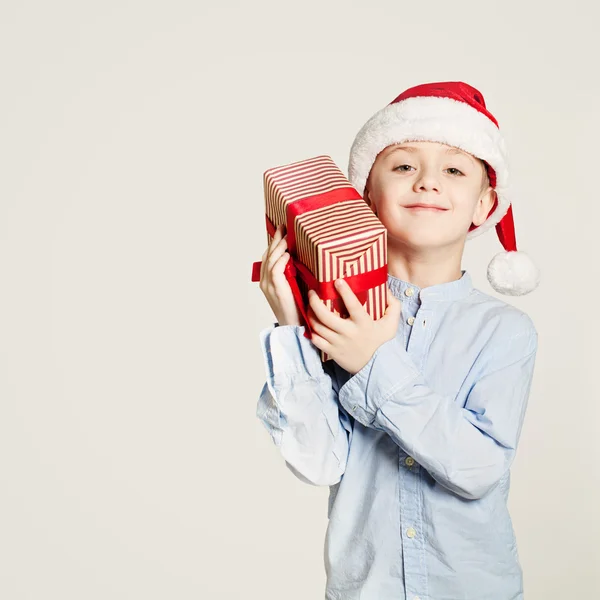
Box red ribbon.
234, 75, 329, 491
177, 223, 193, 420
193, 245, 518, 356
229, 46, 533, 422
251, 187, 387, 339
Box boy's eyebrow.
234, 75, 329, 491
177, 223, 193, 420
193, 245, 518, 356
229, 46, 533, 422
444, 147, 476, 165
386, 144, 476, 166
386, 145, 418, 155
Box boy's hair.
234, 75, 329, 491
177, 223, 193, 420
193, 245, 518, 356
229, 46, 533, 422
479, 159, 491, 193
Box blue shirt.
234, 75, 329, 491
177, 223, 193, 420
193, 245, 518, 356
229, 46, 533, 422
256, 270, 538, 600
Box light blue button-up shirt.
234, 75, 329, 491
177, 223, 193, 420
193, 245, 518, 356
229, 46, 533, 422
256, 270, 538, 600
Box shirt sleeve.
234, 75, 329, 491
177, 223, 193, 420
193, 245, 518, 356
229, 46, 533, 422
337, 314, 538, 500
256, 323, 353, 487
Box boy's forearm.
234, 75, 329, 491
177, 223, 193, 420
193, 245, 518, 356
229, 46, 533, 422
338, 333, 537, 500
256, 324, 351, 486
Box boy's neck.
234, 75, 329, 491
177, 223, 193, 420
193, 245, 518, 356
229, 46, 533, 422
387, 243, 464, 290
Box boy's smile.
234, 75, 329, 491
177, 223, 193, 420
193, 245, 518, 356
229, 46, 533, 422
403, 204, 449, 212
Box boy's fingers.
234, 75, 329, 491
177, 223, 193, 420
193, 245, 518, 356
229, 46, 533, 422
334, 279, 367, 321
267, 233, 287, 265
273, 251, 291, 276
260, 248, 268, 281
266, 242, 287, 272
384, 288, 402, 317
306, 305, 336, 343
308, 289, 346, 332
388, 288, 401, 307
267, 225, 282, 253
261, 229, 279, 281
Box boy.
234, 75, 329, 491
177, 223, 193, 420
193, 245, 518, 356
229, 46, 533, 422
256, 81, 540, 599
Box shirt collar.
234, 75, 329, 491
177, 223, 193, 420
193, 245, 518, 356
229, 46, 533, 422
387, 270, 473, 303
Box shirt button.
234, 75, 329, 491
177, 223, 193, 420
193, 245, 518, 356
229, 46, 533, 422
407, 316, 415, 326
405, 456, 415, 466
352, 405, 357, 412
406, 527, 416, 538
404, 288, 415, 297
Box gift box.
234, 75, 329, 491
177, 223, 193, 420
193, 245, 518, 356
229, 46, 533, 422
251, 155, 388, 362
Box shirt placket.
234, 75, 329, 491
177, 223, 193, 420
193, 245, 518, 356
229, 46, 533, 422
402, 296, 419, 351
399, 455, 428, 600
399, 288, 432, 599
405, 301, 433, 372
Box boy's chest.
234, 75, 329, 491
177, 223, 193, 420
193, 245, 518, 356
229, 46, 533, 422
401, 306, 489, 407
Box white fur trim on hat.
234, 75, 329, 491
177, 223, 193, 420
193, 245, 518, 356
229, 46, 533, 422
487, 250, 541, 296
347, 95, 511, 240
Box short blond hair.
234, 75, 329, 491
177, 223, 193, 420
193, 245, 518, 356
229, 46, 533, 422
479, 159, 491, 193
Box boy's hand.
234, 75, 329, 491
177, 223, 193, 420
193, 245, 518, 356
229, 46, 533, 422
259, 224, 303, 327
306, 279, 402, 375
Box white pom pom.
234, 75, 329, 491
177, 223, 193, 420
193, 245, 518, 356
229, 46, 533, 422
487, 251, 541, 296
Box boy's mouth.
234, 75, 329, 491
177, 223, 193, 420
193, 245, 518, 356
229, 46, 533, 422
404, 204, 448, 212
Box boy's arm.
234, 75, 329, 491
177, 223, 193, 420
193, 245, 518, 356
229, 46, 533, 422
256, 323, 353, 487
337, 314, 538, 500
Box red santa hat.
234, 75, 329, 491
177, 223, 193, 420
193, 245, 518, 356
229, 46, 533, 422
347, 81, 540, 296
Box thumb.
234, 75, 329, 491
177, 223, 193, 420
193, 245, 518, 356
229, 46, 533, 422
384, 287, 402, 317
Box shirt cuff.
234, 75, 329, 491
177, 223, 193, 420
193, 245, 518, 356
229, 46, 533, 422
259, 324, 325, 387
338, 335, 421, 426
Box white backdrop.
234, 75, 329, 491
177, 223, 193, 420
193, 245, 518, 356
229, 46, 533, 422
0, 1, 598, 598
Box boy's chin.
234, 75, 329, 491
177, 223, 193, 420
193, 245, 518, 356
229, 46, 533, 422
388, 226, 448, 246
388, 230, 463, 252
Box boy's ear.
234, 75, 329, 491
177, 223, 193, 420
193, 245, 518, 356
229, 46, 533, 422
472, 187, 497, 228
363, 186, 377, 215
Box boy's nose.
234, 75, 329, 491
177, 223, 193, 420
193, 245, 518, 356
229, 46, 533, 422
414, 177, 441, 193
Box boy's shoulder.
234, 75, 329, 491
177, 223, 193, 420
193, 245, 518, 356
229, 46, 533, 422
468, 284, 538, 339
458, 286, 539, 369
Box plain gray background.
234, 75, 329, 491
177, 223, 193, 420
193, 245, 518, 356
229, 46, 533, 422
0, 1, 598, 598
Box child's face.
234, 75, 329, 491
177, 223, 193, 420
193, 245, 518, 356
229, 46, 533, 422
364, 141, 496, 251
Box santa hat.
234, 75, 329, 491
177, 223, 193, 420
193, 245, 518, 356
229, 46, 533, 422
347, 81, 540, 296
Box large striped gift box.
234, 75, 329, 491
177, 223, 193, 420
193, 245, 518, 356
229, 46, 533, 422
251, 155, 388, 362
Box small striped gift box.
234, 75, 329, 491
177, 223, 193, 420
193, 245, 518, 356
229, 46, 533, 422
251, 155, 388, 362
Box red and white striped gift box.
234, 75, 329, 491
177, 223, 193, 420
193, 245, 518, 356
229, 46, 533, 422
251, 155, 388, 362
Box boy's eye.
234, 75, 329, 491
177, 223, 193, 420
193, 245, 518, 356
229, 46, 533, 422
446, 167, 465, 176
393, 165, 465, 176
